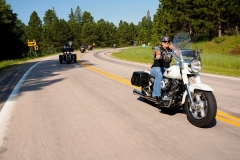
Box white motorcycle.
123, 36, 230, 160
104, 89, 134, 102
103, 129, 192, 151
131, 32, 217, 128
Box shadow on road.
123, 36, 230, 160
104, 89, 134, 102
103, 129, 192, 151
0, 58, 86, 111
136, 97, 217, 128
137, 97, 185, 116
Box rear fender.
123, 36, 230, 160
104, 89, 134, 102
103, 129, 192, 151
181, 83, 214, 105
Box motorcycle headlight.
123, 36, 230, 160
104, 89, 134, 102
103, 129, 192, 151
189, 59, 201, 73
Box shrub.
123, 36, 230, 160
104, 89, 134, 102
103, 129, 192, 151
213, 37, 226, 43
229, 46, 240, 56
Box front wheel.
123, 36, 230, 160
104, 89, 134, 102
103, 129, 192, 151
184, 90, 217, 128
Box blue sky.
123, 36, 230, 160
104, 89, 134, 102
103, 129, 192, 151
6, 0, 160, 26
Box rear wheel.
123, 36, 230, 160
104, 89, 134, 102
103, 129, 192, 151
72, 54, 76, 63
184, 90, 217, 128
59, 55, 63, 64
63, 55, 66, 61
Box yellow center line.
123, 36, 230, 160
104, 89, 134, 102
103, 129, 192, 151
79, 61, 140, 90
216, 111, 240, 127
77, 54, 240, 128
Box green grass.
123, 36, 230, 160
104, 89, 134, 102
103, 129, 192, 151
0, 59, 30, 72
198, 36, 240, 75
112, 36, 240, 78
201, 66, 240, 77
197, 36, 240, 55
112, 46, 154, 64
201, 53, 240, 69
0, 52, 61, 72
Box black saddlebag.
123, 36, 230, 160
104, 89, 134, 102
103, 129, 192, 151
131, 71, 149, 87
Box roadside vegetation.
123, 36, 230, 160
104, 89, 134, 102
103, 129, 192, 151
1, 0, 239, 77
112, 35, 240, 78
0, 52, 60, 72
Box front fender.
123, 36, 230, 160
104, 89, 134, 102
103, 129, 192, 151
181, 83, 214, 105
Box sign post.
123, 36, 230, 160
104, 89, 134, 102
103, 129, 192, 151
237, 26, 239, 38
28, 39, 38, 58
30, 49, 32, 58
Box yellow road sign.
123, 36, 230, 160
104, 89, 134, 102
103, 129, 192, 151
28, 39, 37, 46
34, 45, 38, 50
28, 42, 36, 46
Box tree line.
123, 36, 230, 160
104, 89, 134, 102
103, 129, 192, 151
0, 0, 239, 61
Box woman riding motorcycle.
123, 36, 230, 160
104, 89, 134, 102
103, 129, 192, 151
150, 36, 177, 103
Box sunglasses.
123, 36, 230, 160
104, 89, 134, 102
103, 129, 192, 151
162, 41, 170, 43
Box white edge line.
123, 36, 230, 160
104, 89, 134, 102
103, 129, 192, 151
0, 59, 48, 147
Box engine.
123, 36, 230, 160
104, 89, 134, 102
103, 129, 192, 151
161, 78, 180, 99
142, 77, 179, 98
141, 76, 182, 107
161, 78, 171, 90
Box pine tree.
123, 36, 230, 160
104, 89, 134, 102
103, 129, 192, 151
43, 8, 57, 25
51, 19, 72, 51
129, 22, 137, 45
27, 11, 42, 56
69, 8, 75, 21
0, 0, 28, 60
96, 19, 118, 47
82, 11, 94, 24
137, 11, 153, 45
74, 6, 82, 24
81, 22, 97, 46
41, 8, 58, 53
117, 21, 132, 46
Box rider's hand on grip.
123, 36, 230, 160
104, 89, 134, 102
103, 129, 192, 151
156, 55, 161, 60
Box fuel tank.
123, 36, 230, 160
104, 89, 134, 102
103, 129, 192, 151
163, 65, 182, 79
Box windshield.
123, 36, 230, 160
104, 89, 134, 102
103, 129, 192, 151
171, 32, 199, 63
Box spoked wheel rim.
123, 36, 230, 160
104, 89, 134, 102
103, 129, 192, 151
184, 90, 217, 128
188, 91, 208, 120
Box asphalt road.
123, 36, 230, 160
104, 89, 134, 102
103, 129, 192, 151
0, 49, 239, 160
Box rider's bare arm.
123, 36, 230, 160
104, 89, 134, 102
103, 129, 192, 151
154, 47, 162, 59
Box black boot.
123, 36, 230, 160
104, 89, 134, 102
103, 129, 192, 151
155, 96, 161, 104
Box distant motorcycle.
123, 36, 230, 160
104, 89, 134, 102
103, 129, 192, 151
88, 45, 92, 51
59, 47, 76, 64
80, 45, 86, 53
131, 32, 217, 128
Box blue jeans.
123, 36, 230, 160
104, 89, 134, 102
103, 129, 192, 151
150, 67, 167, 97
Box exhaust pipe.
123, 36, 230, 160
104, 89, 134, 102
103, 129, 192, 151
133, 89, 143, 96
133, 89, 172, 107
133, 89, 156, 103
